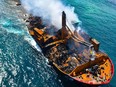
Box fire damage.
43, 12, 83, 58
26, 11, 114, 85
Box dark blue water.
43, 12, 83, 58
0, 0, 116, 87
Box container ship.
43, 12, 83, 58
27, 11, 114, 86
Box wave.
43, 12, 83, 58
24, 35, 42, 52
108, 0, 116, 4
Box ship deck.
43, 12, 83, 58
28, 15, 114, 85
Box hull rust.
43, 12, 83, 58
27, 11, 114, 86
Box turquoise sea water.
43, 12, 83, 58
0, 0, 116, 87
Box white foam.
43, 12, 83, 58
24, 36, 41, 52
0, 76, 2, 85
0, 49, 2, 54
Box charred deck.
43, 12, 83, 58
27, 12, 114, 85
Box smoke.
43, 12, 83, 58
20, 0, 80, 29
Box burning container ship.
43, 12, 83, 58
27, 11, 114, 86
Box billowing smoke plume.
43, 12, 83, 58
20, 0, 80, 29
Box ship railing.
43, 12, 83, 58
69, 55, 108, 76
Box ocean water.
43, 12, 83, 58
0, 0, 116, 87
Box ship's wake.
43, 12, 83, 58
0, 16, 42, 52
0, 0, 42, 52
24, 35, 42, 52
0, 20, 25, 35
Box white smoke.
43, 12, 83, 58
20, 0, 80, 29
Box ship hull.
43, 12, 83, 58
51, 58, 114, 87
30, 32, 114, 86
31, 34, 114, 86
27, 11, 114, 86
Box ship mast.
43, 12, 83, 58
61, 11, 92, 46
62, 11, 66, 28
61, 11, 68, 39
